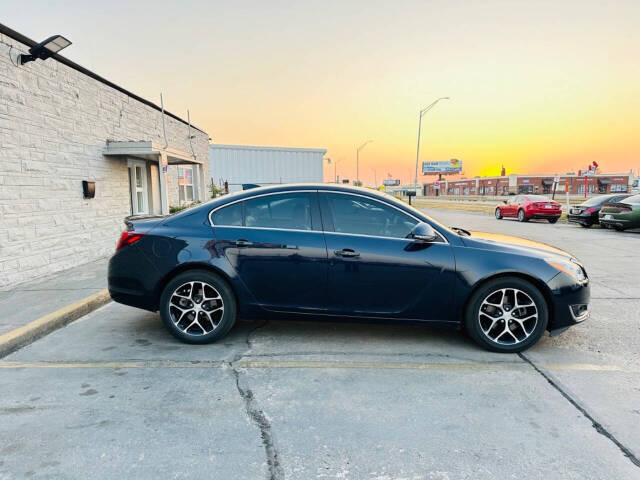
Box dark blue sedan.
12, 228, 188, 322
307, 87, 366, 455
108, 184, 590, 353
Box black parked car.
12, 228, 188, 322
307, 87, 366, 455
567, 193, 631, 228
109, 184, 590, 353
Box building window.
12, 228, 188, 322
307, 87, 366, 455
178, 166, 194, 203
129, 161, 148, 215
611, 184, 627, 193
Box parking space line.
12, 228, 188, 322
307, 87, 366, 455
0, 360, 628, 372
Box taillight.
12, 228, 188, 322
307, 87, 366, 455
116, 231, 145, 251
584, 207, 596, 214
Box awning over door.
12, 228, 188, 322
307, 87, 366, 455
541, 179, 554, 186
102, 141, 201, 164
103, 141, 204, 215
597, 178, 611, 185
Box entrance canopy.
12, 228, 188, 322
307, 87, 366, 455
103, 141, 204, 215
103, 141, 202, 165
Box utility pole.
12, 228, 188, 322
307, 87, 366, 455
415, 97, 450, 188
356, 140, 373, 186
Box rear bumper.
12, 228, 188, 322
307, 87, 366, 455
567, 213, 596, 225
528, 213, 561, 219
108, 287, 157, 311
108, 246, 160, 312
599, 217, 634, 229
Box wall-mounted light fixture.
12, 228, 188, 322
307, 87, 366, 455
82, 180, 95, 199
19, 35, 72, 65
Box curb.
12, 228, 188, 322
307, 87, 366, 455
0, 289, 112, 359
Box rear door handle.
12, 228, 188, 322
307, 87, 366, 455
235, 239, 253, 247
334, 248, 360, 258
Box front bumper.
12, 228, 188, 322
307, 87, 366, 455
546, 272, 590, 331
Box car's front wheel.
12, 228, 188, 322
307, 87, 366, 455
495, 208, 503, 220
464, 277, 548, 353
159, 270, 237, 344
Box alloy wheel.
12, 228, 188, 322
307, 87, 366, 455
478, 288, 538, 345
169, 281, 224, 336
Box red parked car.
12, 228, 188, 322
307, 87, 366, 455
495, 195, 562, 223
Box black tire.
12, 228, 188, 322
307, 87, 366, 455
548, 217, 559, 224
495, 208, 503, 220
580, 222, 592, 228
159, 270, 237, 344
517, 209, 527, 222
464, 276, 548, 353
614, 225, 624, 231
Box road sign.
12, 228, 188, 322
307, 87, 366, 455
383, 179, 400, 186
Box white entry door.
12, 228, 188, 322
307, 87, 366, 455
130, 161, 148, 215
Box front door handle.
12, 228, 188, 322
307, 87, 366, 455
334, 248, 360, 258
235, 239, 253, 247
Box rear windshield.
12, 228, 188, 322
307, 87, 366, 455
622, 195, 640, 205
582, 195, 614, 206
523, 195, 548, 201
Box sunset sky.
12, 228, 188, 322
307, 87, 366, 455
3, 0, 639, 185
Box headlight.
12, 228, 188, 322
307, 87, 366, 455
545, 258, 587, 283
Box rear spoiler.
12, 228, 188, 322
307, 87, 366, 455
124, 214, 166, 230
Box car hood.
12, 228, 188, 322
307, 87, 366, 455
461, 231, 574, 260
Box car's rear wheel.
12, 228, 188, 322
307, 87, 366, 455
548, 217, 559, 224
614, 225, 625, 231
159, 270, 236, 344
517, 209, 527, 222
495, 208, 503, 220
465, 277, 548, 353
580, 222, 592, 228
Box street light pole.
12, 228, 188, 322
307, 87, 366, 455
414, 97, 449, 188
356, 140, 373, 185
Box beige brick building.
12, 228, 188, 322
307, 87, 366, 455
0, 24, 210, 287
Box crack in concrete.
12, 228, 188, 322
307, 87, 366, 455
518, 352, 640, 469
229, 319, 283, 480
231, 367, 284, 480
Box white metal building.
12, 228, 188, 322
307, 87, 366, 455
210, 144, 326, 193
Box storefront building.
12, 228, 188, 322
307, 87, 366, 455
423, 174, 632, 197
0, 24, 210, 287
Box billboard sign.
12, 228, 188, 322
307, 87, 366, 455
383, 179, 400, 186
422, 159, 463, 175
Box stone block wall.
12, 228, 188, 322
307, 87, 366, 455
0, 31, 210, 288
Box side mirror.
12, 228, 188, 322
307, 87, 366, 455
410, 222, 438, 243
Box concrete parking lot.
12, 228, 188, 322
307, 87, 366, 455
1, 210, 639, 480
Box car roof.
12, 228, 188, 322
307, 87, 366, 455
210, 183, 400, 204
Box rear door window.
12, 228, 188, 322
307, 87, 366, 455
244, 193, 313, 230
211, 202, 243, 226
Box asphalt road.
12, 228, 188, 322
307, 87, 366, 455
1, 211, 639, 480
